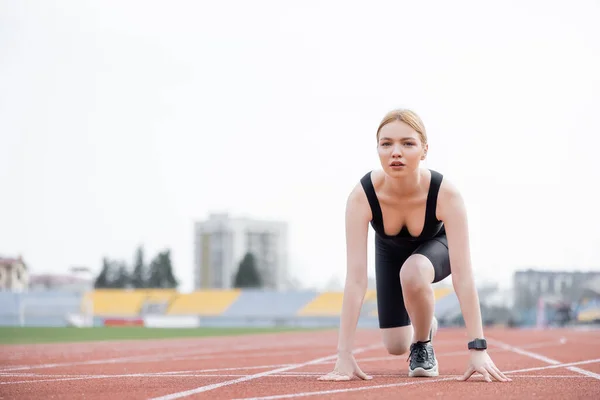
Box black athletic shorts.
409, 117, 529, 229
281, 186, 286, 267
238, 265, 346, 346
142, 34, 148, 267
374, 234, 452, 329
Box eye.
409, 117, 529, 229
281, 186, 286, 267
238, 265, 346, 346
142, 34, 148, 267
404, 142, 415, 147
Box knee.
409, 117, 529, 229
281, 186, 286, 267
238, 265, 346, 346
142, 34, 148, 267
384, 339, 410, 356
400, 255, 434, 290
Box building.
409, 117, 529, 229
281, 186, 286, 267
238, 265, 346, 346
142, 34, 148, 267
513, 269, 600, 310
28, 273, 93, 292
0, 256, 29, 292
194, 213, 288, 290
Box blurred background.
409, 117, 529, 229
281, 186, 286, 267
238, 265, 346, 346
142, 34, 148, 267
1, 0, 599, 331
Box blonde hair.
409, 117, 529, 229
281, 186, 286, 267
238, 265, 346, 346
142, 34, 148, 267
376, 109, 427, 146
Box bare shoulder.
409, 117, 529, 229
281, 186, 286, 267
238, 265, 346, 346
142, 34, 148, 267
346, 175, 373, 222
364, 169, 389, 197
437, 174, 467, 221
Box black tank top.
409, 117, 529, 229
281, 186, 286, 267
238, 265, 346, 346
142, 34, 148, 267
360, 169, 445, 243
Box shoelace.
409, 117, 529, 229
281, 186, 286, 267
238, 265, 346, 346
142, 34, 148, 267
407, 340, 430, 363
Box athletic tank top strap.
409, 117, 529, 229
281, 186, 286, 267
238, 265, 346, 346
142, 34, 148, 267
360, 171, 384, 231
424, 169, 444, 223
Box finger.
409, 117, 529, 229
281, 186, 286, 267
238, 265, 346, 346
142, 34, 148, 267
317, 370, 350, 381
457, 367, 475, 381
492, 365, 512, 382
487, 365, 505, 382
486, 363, 508, 382
317, 373, 351, 381
478, 368, 492, 383
355, 368, 373, 381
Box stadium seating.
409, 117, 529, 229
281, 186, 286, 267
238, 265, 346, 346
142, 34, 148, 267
167, 290, 241, 315
297, 291, 345, 316
1, 286, 461, 327
223, 290, 318, 318
576, 297, 600, 322
84, 290, 147, 316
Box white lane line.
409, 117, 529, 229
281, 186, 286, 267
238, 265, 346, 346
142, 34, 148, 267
147, 344, 382, 400
515, 375, 591, 378
328, 338, 567, 365
487, 338, 600, 380
1, 371, 595, 385
2, 357, 599, 387
0, 354, 160, 373
503, 357, 600, 374
0, 363, 297, 380
234, 377, 457, 400
155, 364, 296, 374
0, 345, 310, 373
0, 337, 459, 373
231, 357, 600, 400
0, 337, 330, 373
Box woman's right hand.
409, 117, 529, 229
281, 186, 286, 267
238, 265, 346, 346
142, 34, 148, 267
317, 351, 372, 381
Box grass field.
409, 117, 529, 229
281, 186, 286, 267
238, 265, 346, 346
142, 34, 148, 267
0, 326, 319, 345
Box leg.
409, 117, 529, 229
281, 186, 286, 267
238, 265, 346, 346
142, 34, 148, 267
373, 236, 414, 354
381, 325, 413, 355
399, 254, 436, 342
400, 255, 438, 377
401, 238, 451, 377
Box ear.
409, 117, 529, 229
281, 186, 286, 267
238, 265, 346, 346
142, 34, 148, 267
421, 144, 428, 160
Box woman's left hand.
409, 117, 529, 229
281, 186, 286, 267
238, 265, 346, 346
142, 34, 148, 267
457, 350, 512, 382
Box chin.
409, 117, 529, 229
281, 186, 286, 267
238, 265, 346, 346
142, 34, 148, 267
383, 168, 408, 177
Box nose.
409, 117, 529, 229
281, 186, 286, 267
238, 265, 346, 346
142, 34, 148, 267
391, 143, 402, 157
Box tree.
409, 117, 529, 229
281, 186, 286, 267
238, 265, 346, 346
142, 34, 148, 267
233, 252, 262, 288
93, 257, 128, 288
159, 250, 178, 288
147, 250, 178, 288
93, 246, 178, 289
130, 245, 147, 288
94, 258, 110, 288
113, 261, 130, 288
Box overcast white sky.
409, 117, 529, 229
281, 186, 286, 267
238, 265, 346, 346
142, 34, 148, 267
1, 0, 599, 292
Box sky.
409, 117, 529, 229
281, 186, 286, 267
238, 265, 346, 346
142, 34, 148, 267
1, 0, 599, 293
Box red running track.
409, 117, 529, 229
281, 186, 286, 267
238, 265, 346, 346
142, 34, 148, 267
1, 327, 600, 399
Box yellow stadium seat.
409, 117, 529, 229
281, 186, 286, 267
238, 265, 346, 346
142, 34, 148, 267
141, 289, 178, 303
577, 308, 600, 322
167, 290, 241, 315
297, 292, 345, 316
83, 290, 147, 316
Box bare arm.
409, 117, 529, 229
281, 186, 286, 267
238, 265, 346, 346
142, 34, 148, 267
437, 178, 511, 383
336, 183, 372, 353
437, 180, 484, 341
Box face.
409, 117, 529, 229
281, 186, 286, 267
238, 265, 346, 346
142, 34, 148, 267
377, 120, 427, 176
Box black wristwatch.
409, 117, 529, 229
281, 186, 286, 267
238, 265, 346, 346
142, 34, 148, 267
468, 338, 487, 351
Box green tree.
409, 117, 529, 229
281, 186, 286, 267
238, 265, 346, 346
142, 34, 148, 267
94, 257, 129, 288
233, 252, 262, 288
94, 257, 110, 288
130, 245, 147, 288
147, 249, 178, 288
159, 250, 178, 288
113, 261, 130, 288
94, 246, 178, 289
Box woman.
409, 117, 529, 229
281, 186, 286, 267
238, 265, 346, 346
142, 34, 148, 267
318, 109, 510, 383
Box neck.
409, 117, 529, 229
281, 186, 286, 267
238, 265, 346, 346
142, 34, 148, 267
383, 168, 422, 196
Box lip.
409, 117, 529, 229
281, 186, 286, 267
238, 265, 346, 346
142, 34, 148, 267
389, 161, 405, 168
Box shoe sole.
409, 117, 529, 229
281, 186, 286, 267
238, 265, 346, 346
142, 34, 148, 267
409, 363, 439, 377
